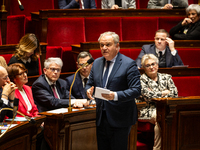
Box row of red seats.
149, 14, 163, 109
5, 0, 199, 16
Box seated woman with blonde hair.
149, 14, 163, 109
7, 63, 39, 117
8, 33, 41, 76
0, 56, 8, 69
138, 54, 178, 150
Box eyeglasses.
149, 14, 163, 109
17, 70, 28, 76
0, 75, 9, 80
145, 62, 157, 68
48, 68, 61, 73
78, 63, 90, 67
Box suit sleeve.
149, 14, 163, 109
101, 0, 109, 9
128, 0, 136, 8
172, 51, 184, 66
147, 0, 162, 9
135, 46, 146, 68
117, 61, 141, 102
58, 0, 79, 9
90, 0, 96, 9
32, 82, 69, 111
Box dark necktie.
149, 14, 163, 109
159, 51, 162, 61
102, 61, 111, 88
83, 78, 88, 88
51, 84, 59, 98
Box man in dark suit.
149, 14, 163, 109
85, 32, 141, 150
58, 0, 96, 9
136, 29, 184, 68
66, 51, 93, 99
32, 57, 83, 113
0, 66, 18, 122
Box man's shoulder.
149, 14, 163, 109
66, 73, 76, 82
142, 43, 155, 49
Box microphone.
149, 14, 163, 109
68, 57, 94, 112
18, 0, 24, 11
82, 58, 94, 68
13, 98, 19, 118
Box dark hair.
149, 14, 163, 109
77, 51, 93, 62
7, 63, 27, 82
155, 29, 169, 37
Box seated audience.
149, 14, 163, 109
8, 33, 41, 76
7, 63, 39, 118
0, 66, 18, 122
170, 4, 200, 40
66, 51, 93, 99
147, 0, 188, 9
135, 29, 183, 68
32, 57, 85, 112
138, 54, 178, 150
0, 56, 8, 69
101, 0, 136, 9
58, 0, 96, 9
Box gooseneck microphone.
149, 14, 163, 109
18, 0, 24, 11
68, 57, 94, 111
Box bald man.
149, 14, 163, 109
0, 66, 18, 122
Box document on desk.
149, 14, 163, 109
94, 87, 110, 101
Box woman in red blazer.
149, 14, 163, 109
7, 63, 39, 117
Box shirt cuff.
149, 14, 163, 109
10, 102, 14, 107
171, 50, 177, 56
113, 92, 118, 101
1, 98, 9, 105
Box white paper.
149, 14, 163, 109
47, 108, 68, 114
94, 87, 110, 101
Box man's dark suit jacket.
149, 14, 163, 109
135, 44, 184, 68
85, 53, 141, 128
32, 75, 74, 112
66, 72, 87, 99
0, 88, 14, 122
58, 0, 96, 9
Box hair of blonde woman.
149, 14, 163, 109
15, 33, 41, 61
98, 31, 119, 45
141, 54, 159, 68
44, 57, 63, 69
0, 56, 8, 69
7, 63, 27, 83
186, 4, 200, 16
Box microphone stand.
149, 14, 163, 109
68, 66, 84, 112
0, 108, 35, 138
1, 0, 6, 11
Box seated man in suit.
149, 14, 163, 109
58, 0, 96, 9
66, 51, 93, 99
147, 0, 188, 9
0, 66, 18, 122
32, 57, 84, 112
135, 29, 184, 68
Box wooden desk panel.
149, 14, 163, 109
40, 108, 138, 150
152, 96, 200, 150
0, 116, 46, 150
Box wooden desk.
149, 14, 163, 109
31, 9, 186, 42
40, 108, 138, 150
152, 96, 200, 150
0, 10, 7, 45
0, 116, 46, 150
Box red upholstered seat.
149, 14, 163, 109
47, 18, 85, 72
136, 0, 149, 8
172, 76, 200, 97
7, 15, 26, 44
159, 17, 184, 33
85, 17, 122, 42
176, 48, 200, 67
9, 0, 54, 16
0, 54, 13, 64
121, 17, 159, 40
47, 18, 85, 47
188, 0, 199, 4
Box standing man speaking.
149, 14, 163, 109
86, 31, 141, 150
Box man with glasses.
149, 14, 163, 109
66, 51, 93, 99
32, 57, 80, 112
0, 66, 18, 122
135, 29, 183, 68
